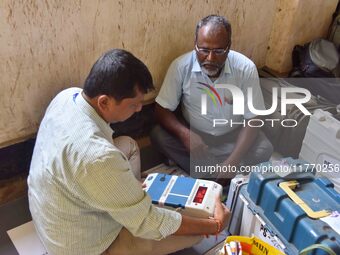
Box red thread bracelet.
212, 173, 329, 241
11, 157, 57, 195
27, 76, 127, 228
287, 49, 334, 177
213, 218, 222, 235
204, 218, 222, 238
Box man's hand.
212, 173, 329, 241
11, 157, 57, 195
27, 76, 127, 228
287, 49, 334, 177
213, 194, 230, 230
216, 125, 260, 184
215, 178, 230, 187
215, 157, 240, 185
174, 194, 231, 236
180, 128, 207, 154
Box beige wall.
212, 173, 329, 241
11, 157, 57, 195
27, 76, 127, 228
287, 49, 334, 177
0, 0, 336, 147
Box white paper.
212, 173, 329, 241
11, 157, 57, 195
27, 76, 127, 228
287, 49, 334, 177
321, 211, 340, 235
7, 221, 48, 255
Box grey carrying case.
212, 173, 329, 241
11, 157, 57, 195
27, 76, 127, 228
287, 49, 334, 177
259, 68, 340, 158
226, 175, 249, 235
259, 73, 304, 150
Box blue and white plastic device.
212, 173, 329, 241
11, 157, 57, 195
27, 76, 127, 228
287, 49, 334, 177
143, 173, 223, 218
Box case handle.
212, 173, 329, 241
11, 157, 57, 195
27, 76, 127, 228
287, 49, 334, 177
299, 244, 336, 255
279, 180, 331, 219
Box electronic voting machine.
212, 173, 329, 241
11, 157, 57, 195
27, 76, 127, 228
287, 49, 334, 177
143, 173, 223, 218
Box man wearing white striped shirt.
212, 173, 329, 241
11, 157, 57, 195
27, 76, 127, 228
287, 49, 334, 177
28, 49, 230, 255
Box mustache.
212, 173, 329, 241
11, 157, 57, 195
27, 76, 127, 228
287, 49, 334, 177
201, 62, 222, 68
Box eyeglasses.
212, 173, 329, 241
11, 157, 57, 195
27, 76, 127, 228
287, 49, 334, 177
195, 44, 228, 56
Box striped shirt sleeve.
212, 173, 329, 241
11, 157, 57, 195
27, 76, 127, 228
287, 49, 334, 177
74, 150, 182, 240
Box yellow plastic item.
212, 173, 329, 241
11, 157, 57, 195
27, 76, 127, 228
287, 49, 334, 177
279, 180, 331, 219
219, 236, 285, 255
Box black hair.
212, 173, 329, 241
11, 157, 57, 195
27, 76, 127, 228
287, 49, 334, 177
195, 15, 232, 47
83, 49, 154, 101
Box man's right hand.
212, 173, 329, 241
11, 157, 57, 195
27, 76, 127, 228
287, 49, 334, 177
174, 195, 231, 236
213, 195, 230, 230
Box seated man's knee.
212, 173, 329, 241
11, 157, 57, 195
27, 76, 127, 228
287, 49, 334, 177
127, 136, 140, 155
113, 136, 140, 157
150, 125, 169, 148
255, 138, 274, 163
150, 126, 161, 144
245, 136, 273, 165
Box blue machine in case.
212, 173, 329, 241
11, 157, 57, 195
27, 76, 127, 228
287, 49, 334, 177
241, 160, 340, 255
